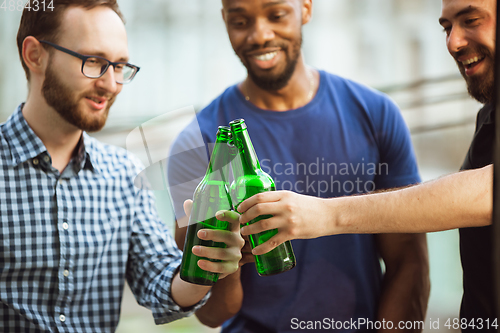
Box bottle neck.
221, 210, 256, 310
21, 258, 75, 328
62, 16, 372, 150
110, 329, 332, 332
231, 127, 261, 177
206, 135, 232, 182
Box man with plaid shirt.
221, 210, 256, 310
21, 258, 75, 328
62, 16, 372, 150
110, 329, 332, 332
0, 1, 244, 332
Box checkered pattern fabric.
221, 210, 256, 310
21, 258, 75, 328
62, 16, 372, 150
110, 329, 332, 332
0, 105, 208, 332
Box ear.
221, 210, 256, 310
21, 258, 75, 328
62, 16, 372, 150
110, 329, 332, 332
302, 0, 312, 25
22, 36, 48, 77
221, 7, 226, 21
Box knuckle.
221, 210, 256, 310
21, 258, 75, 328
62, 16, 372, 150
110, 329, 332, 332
288, 215, 299, 227
283, 202, 295, 213
288, 227, 297, 238
238, 238, 245, 249
254, 193, 265, 202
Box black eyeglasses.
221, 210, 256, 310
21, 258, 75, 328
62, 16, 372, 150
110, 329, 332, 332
39, 40, 140, 84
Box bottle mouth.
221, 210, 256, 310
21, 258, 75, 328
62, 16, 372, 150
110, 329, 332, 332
217, 126, 232, 142
218, 126, 231, 133
229, 119, 247, 130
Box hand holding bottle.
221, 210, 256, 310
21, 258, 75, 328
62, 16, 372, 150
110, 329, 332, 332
183, 200, 245, 280
237, 190, 332, 255
229, 119, 296, 276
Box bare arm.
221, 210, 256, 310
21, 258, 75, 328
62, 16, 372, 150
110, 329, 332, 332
336, 165, 492, 234
238, 165, 493, 255
175, 212, 244, 328
375, 234, 430, 332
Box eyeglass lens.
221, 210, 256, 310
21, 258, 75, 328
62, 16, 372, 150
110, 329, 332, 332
83, 57, 135, 83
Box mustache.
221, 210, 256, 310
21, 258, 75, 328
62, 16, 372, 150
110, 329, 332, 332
453, 45, 494, 61
242, 41, 288, 54
81, 90, 115, 100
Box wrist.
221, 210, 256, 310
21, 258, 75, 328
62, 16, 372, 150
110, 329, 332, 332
325, 196, 351, 235
171, 273, 211, 308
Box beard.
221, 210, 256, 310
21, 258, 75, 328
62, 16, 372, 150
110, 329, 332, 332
41, 60, 115, 132
241, 34, 302, 91
454, 45, 495, 104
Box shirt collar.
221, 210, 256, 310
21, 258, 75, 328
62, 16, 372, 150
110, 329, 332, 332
81, 132, 101, 173
3, 104, 47, 167
3, 104, 97, 173
483, 103, 495, 125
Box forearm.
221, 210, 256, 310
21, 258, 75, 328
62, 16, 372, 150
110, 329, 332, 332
376, 236, 430, 332
195, 269, 243, 328
171, 272, 211, 308
377, 270, 429, 332
332, 165, 492, 234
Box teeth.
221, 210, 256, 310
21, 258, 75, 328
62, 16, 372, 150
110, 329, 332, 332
254, 51, 278, 61
462, 56, 480, 65
88, 97, 102, 103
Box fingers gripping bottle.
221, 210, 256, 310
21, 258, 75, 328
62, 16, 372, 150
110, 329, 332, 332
229, 119, 296, 276
180, 126, 234, 285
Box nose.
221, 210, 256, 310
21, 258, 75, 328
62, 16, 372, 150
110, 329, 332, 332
248, 17, 275, 46
447, 25, 468, 54
96, 65, 118, 94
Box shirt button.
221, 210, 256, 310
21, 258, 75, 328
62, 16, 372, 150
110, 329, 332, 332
63, 270, 70, 277
62, 223, 69, 230
43, 155, 50, 163
33, 158, 39, 165
59, 314, 66, 322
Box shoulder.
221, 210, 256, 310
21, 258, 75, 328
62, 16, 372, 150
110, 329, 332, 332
0, 123, 9, 161
197, 85, 240, 119
84, 133, 144, 177
0, 121, 7, 145
172, 84, 241, 151
321, 71, 395, 107
320, 71, 401, 126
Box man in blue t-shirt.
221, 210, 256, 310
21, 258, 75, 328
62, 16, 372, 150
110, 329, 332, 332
168, 0, 430, 332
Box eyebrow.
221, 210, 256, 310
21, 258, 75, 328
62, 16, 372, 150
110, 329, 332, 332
262, 0, 287, 9
439, 5, 483, 25
227, 0, 287, 13
81, 51, 128, 62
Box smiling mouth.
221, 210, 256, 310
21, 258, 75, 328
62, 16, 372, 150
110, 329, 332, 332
461, 55, 485, 69
85, 96, 106, 105
252, 51, 279, 61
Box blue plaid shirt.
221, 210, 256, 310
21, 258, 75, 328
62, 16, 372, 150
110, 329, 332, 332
0, 105, 208, 332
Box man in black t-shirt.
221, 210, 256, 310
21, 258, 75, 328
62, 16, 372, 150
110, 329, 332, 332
442, 0, 497, 327
235, 0, 498, 330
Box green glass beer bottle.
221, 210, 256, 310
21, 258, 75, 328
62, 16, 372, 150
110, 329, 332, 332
180, 126, 234, 285
229, 119, 296, 276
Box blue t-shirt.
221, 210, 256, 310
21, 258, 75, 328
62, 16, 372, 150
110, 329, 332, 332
168, 70, 420, 333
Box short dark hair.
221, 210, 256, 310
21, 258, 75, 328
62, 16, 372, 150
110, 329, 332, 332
17, 0, 125, 81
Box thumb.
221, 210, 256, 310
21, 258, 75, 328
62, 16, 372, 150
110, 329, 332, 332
183, 199, 193, 219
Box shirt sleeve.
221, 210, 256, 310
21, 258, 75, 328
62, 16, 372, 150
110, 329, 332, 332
167, 118, 210, 222
371, 96, 421, 189
125, 155, 211, 324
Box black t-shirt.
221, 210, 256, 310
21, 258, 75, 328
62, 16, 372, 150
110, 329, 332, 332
460, 103, 496, 331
